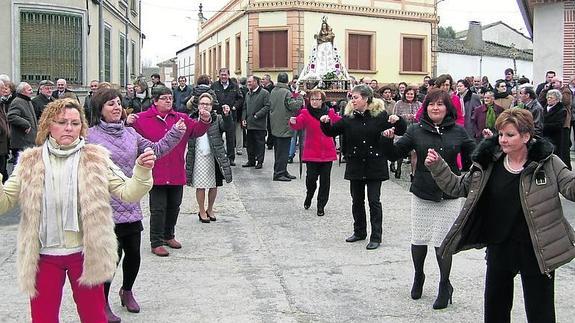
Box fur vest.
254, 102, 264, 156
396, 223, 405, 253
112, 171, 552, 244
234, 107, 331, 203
16, 144, 118, 297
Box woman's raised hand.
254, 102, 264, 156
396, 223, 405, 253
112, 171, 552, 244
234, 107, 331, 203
289, 117, 297, 125
320, 115, 330, 123
126, 113, 138, 125
175, 118, 187, 132
424, 148, 440, 167
382, 127, 395, 138
388, 114, 399, 124
137, 147, 156, 169
199, 109, 211, 123
482, 128, 493, 138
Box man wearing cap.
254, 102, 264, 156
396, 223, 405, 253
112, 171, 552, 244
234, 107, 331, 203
32, 80, 54, 120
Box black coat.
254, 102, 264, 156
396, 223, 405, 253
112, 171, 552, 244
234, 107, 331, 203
321, 108, 406, 181
542, 101, 567, 155
382, 117, 475, 201
7, 94, 38, 150
31, 94, 53, 121
211, 81, 243, 120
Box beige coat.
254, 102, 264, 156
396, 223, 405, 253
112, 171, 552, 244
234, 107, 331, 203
0, 144, 152, 297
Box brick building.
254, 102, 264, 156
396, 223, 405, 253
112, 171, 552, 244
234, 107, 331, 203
517, 0, 575, 84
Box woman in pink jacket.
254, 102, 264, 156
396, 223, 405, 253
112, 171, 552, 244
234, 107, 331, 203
289, 89, 341, 216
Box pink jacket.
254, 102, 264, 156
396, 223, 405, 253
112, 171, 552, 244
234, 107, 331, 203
290, 108, 341, 162
132, 105, 210, 185
415, 93, 464, 125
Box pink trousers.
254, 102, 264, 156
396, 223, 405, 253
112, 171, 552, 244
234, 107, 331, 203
30, 252, 106, 323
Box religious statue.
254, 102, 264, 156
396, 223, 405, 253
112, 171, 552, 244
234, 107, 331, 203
314, 18, 335, 44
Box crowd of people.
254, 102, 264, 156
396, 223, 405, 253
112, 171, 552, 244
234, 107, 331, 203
0, 67, 575, 322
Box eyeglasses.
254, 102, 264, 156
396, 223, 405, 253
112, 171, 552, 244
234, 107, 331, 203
199, 103, 212, 106
53, 120, 82, 128
158, 96, 173, 101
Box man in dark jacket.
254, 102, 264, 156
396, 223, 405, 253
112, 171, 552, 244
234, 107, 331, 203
52, 78, 79, 101
242, 75, 270, 169
211, 68, 243, 166
261, 74, 275, 150
7, 82, 38, 163
269, 73, 303, 181
0, 80, 9, 180
31, 80, 54, 121
173, 76, 192, 112
83, 80, 99, 125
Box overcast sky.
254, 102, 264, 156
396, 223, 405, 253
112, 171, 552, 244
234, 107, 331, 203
140, 0, 527, 66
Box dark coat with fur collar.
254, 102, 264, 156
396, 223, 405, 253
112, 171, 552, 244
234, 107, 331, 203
429, 135, 575, 274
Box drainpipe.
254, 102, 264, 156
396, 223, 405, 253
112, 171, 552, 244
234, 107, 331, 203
99, 0, 104, 81
125, 3, 129, 86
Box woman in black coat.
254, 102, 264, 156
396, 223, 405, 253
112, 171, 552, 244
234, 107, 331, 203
381, 89, 475, 309
542, 89, 569, 166
320, 84, 406, 250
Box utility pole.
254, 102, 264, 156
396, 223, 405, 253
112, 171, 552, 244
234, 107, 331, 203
99, 0, 105, 82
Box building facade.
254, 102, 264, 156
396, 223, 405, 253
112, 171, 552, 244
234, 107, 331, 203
0, 0, 142, 88
517, 0, 574, 84
176, 43, 196, 84
195, 0, 437, 83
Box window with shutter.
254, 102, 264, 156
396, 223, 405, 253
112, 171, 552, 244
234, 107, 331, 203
104, 27, 111, 82
258, 30, 288, 69
20, 11, 83, 85
120, 33, 126, 86
401, 35, 426, 73
225, 39, 230, 69
235, 33, 241, 73
347, 31, 375, 72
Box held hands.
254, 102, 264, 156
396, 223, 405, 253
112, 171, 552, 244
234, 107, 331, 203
175, 118, 187, 132
319, 115, 330, 123
137, 147, 156, 169
25, 127, 31, 134
388, 114, 400, 124
382, 127, 395, 138
424, 148, 440, 167
126, 113, 139, 125
199, 109, 211, 123
241, 120, 247, 128
289, 117, 297, 125
482, 128, 493, 138
222, 104, 231, 115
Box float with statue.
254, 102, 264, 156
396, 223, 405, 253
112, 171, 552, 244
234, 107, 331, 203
298, 17, 351, 101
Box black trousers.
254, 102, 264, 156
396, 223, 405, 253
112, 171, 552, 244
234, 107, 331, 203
0, 154, 7, 183
104, 229, 142, 297
560, 127, 571, 170
273, 136, 291, 178
306, 162, 332, 209
223, 118, 236, 162
266, 114, 273, 148
349, 179, 383, 243
484, 242, 556, 323
149, 185, 183, 248
246, 129, 266, 164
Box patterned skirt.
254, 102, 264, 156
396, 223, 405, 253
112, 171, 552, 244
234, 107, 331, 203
192, 152, 216, 189
410, 195, 463, 247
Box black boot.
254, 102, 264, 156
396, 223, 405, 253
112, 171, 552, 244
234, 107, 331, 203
394, 159, 402, 179
389, 162, 396, 173
433, 280, 453, 309
304, 194, 312, 209
411, 272, 425, 300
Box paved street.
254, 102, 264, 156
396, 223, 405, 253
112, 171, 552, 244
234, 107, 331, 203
1, 150, 575, 322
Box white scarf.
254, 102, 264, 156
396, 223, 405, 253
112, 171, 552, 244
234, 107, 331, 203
39, 137, 85, 248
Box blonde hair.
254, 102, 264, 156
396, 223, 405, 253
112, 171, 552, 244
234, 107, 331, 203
36, 98, 88, 145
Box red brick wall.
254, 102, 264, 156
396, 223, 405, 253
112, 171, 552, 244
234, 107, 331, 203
564, 1, 575, 83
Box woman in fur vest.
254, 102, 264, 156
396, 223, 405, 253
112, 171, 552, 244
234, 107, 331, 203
426, 108, 575, 322
87, 88, 186, 322
186, 93, 233, 223
320, 84, 406, 250
0, 98, 154, 322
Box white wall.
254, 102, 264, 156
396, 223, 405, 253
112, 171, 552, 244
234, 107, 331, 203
176, 46, 195, 84
532, 3, 564, 85
437, 52, 533, 84
482, 24, 532, 50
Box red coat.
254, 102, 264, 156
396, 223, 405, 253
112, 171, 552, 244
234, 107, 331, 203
290, 107, 341, 162
132, 105, 210, 185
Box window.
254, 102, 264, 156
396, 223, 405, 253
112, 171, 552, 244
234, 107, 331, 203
130, 0, 138, 15
401, 35, 426, 73
217, 43, 222, 70
119, 33, 126, 86
258, 30, 288, 68
235, 33, 241, 74
20, 11, 83, 84
347, 31, 375, 72
104, 26, 111, 82
225, 39, 230, 68
131, 41, 136, 78
203, 51, 207, 75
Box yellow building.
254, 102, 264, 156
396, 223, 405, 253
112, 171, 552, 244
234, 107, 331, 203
195, 0, 437, 84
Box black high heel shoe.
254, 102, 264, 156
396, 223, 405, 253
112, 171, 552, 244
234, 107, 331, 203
433, 280, 453, 309
411, 272, 425, 300
206, 211, 216, 221
304, 195, 312, 210
198, 212, 210, 223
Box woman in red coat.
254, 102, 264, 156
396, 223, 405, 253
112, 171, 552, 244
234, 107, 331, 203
289, 89, 341, 216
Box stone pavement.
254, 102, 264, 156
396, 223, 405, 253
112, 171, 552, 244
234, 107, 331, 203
1, 150, 575, 322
